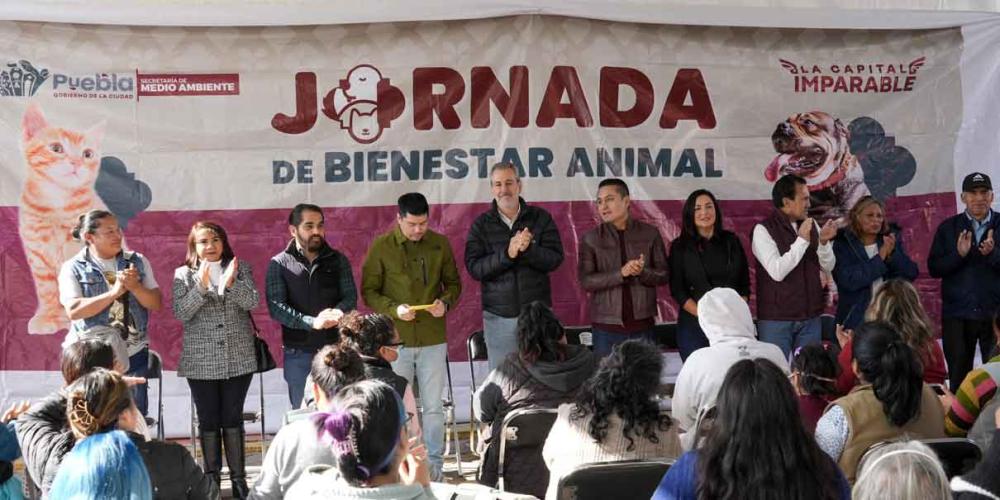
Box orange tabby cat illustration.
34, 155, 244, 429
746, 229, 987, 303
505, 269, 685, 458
19, 103, 105, 334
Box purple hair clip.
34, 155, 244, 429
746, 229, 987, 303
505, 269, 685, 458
314, 410, 358, 458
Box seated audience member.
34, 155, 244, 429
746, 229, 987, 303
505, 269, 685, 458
816, 321, 946, 482
653, 358, 849, 500
1, 401, 29, 499
286, 380, 433, 499
338, 311, 422, 438
251, 343, 365, 500
49, 430, 152, 500
53, 368, 217, 499
945, 306, 1000, 440
852, 440, 950, 500
790, 344, 840, 434
671, 287, 788, 448
952, 407, 1000, 498
542, 339, 680, 500
474, 301, 595, 496
835, 279, 947, 394
831, 195, 918, 330
16, 339, 125, 493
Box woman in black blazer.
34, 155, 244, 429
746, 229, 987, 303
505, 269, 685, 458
669, 190, 751, 361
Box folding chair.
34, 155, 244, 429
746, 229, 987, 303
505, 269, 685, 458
497, 408, 559, 494
556, 459, 673, 500
921, 438, 982, 478
146, 350, 165, 440
467, 330, 487, 454
442, 354, 463, 475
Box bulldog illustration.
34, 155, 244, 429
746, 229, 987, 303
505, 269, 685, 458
767, 111, 871, 221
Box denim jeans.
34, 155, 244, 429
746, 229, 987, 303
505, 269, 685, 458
283, 346, 318, 407
483, 311, 519, 372
757, 317, 822, 360
127, 348, 149, 416
676, 311, 710, 362
591, 327, 657, 358
391, 342, 447, 478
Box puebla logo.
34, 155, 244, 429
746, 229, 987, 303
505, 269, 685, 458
0, 60, 50, 97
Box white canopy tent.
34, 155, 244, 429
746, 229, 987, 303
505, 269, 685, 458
2, 0, 999, 436
1, 0, 1000, 28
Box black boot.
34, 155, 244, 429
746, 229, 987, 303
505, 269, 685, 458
199, 429, 222, 487
222, 426, 249, 499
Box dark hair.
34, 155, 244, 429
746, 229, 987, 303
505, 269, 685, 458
517, 302, 566, 364
183, 221, 235, 268
790, 344, 839, 397
316, 380, 405, 486
598, 178, 629, 198
571, 340, 670, 450
680, 189, 724, 241
771, 174, 806, 209
61, 340, 115, 384
71, 209, 116, 241
310, 344, 366, 400
64, 368, 133, 439
697, 358, 841, 500
288, 203, 324, 226
397, 193, 429, 217
338, 311, 396, 358
852, 321, 924, 427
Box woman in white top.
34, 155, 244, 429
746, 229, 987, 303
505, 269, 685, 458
541, 339, 680, 500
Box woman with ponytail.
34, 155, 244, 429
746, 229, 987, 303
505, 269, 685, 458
815, 321, 946, 482
58, 209, 162, 416
49, 368, 217, 499
251, 343, 365, 499
473, 301, 595, 497
287, 380, 434, 499
337, 311, 422, 438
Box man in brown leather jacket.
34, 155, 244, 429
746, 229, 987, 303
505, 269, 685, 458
577, 179, 669, 357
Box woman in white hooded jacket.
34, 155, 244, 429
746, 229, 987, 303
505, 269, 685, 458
671, 287, 790, 449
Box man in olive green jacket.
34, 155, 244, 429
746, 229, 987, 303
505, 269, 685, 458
361, 192, 462, 480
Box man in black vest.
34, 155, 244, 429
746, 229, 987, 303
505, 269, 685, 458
465, 162, 565, 370
929, 172, 1000, 391
265, 203, 357, 406
752, 174, 838, 358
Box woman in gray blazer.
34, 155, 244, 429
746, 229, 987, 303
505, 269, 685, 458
172, 221, 259, 499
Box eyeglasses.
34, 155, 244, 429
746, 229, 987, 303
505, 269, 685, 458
385, 342, 405, 351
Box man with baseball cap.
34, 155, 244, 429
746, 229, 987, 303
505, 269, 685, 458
929, 172, 1000, 391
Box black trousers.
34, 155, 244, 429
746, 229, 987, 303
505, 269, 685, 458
188, 373, 253, 431
942, 318, 995, 392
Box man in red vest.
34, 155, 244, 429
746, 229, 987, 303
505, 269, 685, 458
752, 174, 838, 358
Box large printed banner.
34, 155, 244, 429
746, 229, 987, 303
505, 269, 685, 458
0, 17, 962, 372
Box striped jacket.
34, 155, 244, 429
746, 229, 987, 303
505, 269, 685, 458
173, 260, 260, 380
946, 355, 1000, 436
